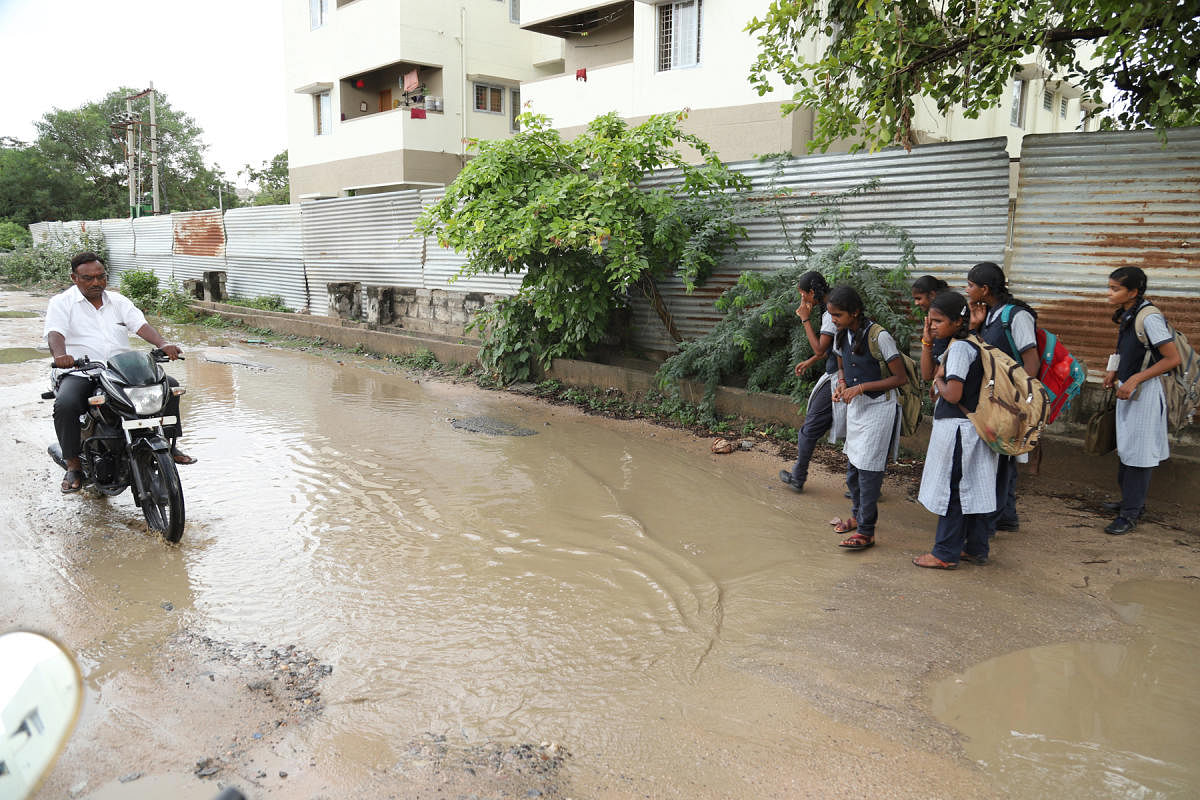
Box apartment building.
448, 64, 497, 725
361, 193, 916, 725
283, 0, 564, 201
519, 0, 1099, 161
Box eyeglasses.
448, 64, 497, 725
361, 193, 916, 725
76, 273, 108, 283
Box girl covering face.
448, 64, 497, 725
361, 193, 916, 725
779, 271, 840, 493
913, 291, 999, 569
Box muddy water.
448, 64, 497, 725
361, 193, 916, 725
932, 580, 1200, 798
134, 344, 856, 785
0, 346, 46, 363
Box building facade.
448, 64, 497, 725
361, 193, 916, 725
519, 0, 1099, 162
283, 0, 564, 201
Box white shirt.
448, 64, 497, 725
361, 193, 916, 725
986, 304, 1036, 353
43, 286, 148, 363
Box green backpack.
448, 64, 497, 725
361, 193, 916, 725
867, 324, 922, 437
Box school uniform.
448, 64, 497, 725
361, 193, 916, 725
835, 322, 902, 539
785, 311, 839, 487
1113, 301, 1172, 521
978, 303, 1036, 532
918, 339, 999, 563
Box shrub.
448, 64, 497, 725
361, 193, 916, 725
0, 228, 107, 288
224, 294, 292, 313
0, 220, 31, 251
119, 269, 161, 309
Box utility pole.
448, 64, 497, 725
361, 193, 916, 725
149, 83, 160, 214
126, 97, 136, 216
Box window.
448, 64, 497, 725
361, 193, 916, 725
658, 0, 701, 71
1060, 97, 1069, 118
1010, 80, 1026, 128
510, 89, 521, 132
314, 91, 331, 135
510, 0, 520, 24
1042, 88, 1054, 112
309, 0, 328, 30
474, 83, 503, 114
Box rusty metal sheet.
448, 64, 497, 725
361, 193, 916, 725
173, 209, 227, 257
1009, 128, 1200, 376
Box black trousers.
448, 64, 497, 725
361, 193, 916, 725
787, 377, 834, 487
54, 374, 183, 462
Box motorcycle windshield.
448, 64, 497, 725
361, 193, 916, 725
107, 351, 161, 386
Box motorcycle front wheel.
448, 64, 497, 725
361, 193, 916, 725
134, 448, 185, 543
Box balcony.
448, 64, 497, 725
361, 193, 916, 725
340, 61, 445, 123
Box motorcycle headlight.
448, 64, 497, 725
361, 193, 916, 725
126, 385, 167, 415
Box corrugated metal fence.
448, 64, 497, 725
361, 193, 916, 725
633, 137, 1012, 351
1009, 129, 1200, 373
26, 129, 1199, 366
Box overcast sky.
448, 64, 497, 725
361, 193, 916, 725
0, 0, 287, 186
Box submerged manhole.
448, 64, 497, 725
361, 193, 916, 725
450, 416, 537, 436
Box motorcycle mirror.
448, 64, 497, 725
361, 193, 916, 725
0, 631, 83, 800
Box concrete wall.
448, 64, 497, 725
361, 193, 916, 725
392, 287, 498, 337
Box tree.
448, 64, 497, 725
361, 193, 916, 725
241, 150, 291, 206
0, 139, 88, 227
747, 0, 1200, 153
0, 88, 235, 226
416, 111, 750, 382
656, 179, 917, 411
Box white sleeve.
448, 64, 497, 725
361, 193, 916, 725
112, 292, 149, 333
819, 311, 837, 338
1010, 309, 1037, 353
1142, 313, 1172, 348
943, 340, 977, 381
43, 293, 69, 338
875, 330, 902, 363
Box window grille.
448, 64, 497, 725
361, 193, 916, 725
474, 84, 503, 114
510, 89, 521, 131
1060, 97, 1068, 118
658, 1, 701, 72
510, 0, 520, 24
1043, 89, 1054, 111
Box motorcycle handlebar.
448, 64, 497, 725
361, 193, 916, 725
150, 348, 185, 362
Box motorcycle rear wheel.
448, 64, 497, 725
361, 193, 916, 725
135, 449, 185, 543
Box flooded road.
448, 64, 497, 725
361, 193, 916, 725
3, 288, 1199, 799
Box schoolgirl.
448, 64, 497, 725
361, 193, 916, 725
1102, 267, 1181, 535
780, 271, 838, 492
826, 285, 907, 550
912, 275, 950, 380
913, 292, 999, 569
965, 261, 1039, 534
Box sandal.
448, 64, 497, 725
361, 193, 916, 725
838, 533, 874, 550
171, 448, 198, 465
913, 553, 957, 570
832, 517, 858, 534
61, 468, 84, 494
960, 552, 989, 565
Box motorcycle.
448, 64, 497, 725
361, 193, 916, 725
0, 629, 245, 799
44, 348, 187, 543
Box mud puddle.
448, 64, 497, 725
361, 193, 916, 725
0, 346, 46, 363
932, 579, 1200, 798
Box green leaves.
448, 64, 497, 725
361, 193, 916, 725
748, 0, 1200, 152
416, 111, 750, 383
657, 177, 917, 411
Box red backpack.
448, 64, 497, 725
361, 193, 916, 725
1000, 306, 1087, 425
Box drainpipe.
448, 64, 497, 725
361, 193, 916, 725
460, 4, 467, 167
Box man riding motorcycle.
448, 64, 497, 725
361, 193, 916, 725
43, 251, 196, 493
